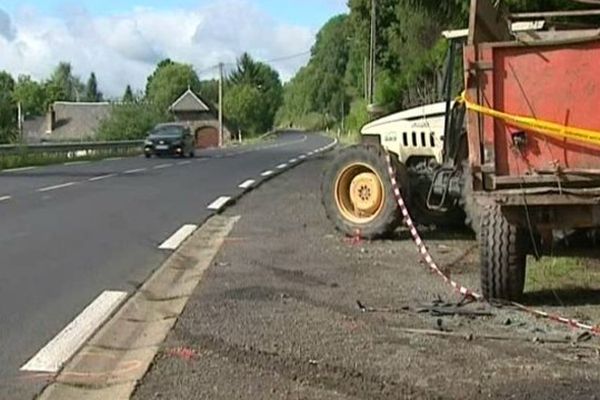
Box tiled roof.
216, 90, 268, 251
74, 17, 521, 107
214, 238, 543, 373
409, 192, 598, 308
169, 89, 211, 113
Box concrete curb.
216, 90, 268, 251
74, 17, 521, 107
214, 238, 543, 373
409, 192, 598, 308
37, 216, 240, 399
35, 135, 337, 400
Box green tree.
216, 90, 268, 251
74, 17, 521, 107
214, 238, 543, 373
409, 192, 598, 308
224, 84, 267, 135
84, 72, 103, 102
277, 15, 350, 128
122, 85, 135, 103
146, 61, 200, 112
97, 102, 165, 141
46, 62, 84, 103
13, 75, 47, 117
145, 58, 175, 95
198, 79, 219, 106
224, 53, 283, 134
0, 71, 17, 143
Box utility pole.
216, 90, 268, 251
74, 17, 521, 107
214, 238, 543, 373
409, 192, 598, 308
218, 62, 224, 147
341, 97, 345, 134
363, 57, 369, 101
369, 0, 377, 104
17, 102, 23, 142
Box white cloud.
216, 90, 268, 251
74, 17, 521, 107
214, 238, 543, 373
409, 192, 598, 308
0, 0, 316, 97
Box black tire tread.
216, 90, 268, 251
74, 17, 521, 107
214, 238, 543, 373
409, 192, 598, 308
480, 205, 527, 301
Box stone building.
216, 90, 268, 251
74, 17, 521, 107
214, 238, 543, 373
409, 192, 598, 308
169, 89, 232, 149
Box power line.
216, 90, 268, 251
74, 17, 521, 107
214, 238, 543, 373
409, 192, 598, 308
195, 50, 312, 78
263, 50, 311, 64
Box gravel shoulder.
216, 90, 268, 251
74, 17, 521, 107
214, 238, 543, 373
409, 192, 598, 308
134, 153, 600, 400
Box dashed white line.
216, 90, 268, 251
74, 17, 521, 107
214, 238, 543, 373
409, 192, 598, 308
88, 174, 117, 182
64, 161, 90, 166
207, 196, 232, 211
37, 182, 77, 193
289, 158, 298, 163
2, 166, 37, 173
299, 155, 307, 159
276, 163, 288, 169
153, 163, 173, 170
239, 179, 256, 189
261, 170, 274, 177
123, 168, 146, 174
20, 290, 128, 373
0, 195, 11, 202
104, 157, 123, 162
177, 161, 192, 166
158, 224, 198, 250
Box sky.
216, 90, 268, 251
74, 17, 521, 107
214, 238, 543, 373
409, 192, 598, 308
0, 0, 348, 97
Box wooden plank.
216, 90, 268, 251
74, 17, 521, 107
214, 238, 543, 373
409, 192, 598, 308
511, 9, 600, 20
469, 0, 511, 45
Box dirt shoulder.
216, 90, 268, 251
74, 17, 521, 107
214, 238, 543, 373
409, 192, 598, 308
133, 153, 600, 400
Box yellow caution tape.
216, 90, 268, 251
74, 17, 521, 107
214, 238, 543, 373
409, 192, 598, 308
459, 92, 600, 148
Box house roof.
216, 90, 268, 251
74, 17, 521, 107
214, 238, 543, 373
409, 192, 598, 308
169, 89, 211, 113
49, 102, 112, 141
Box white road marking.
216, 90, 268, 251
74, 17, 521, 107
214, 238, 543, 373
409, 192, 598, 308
20, 290, 128, 373
299, 155, 307, 159
276, 163, 288, 169
153, 163, 173, 170
123, 168, 146, 174
207, 196, 232, 211
104, 157, 123, 162
0, 195, 11, 202
238, 179, 256, 189
2, 166, 37, 173
177, 161, 192, 166
289, 158, 298, 163
64, 161, 90, 166
261, 170, 274, 177
88, 174, 116, 182
37, 182, 77, 193
158, 224, 198, 250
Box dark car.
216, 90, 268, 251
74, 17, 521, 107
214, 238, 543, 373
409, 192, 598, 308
144, 124, 196, 158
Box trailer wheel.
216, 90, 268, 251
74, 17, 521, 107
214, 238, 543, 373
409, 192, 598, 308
322, 145, 407, 239
480, 205, 527, 301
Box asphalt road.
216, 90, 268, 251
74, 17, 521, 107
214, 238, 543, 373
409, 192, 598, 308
0, 131, 333, 400
134, 153, 600, 400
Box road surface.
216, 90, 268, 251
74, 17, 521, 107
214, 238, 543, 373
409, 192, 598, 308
0, 131, 333, 399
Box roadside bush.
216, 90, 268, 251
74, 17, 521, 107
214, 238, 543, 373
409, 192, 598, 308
281, 112, 335, 132
97, 102, 168, 141
346, 99, 370, 135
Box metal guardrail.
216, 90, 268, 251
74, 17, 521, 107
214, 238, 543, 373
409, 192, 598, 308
0, 140, 144, 157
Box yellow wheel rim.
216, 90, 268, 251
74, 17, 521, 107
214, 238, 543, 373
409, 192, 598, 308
334, 163, 386, 224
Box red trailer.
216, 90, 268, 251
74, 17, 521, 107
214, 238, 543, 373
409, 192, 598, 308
464, 0, 600, 300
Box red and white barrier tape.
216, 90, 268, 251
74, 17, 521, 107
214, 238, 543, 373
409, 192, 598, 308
384, 153, 600, 336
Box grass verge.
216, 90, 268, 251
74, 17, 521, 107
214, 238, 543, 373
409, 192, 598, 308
0, 148, 142, 171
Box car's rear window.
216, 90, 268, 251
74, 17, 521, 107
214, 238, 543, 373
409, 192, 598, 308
150, 127, 184, 137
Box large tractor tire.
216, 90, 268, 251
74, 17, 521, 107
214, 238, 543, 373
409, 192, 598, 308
321, 145, 408, 239
480, 205, 527, 301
